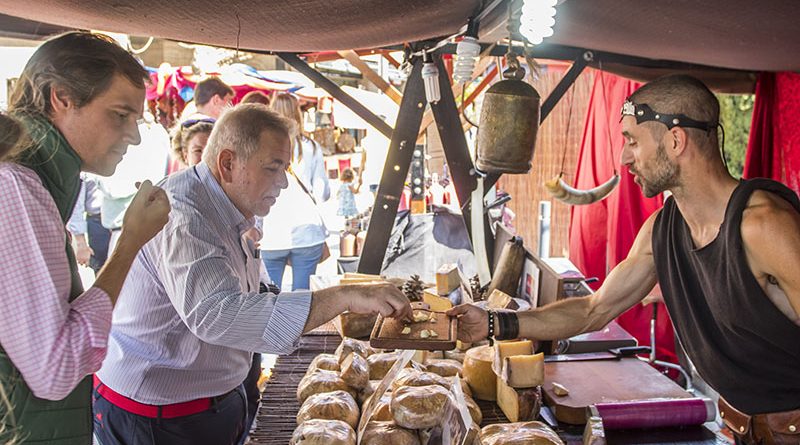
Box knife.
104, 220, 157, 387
544, 346, 652, 363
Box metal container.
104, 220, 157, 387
476, 79, 541, 174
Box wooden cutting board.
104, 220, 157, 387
370, 309, 457, 351
543, 357, 692, 425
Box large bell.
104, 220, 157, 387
476, 71, 540, 174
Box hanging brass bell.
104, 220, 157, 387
476, 57, 540, 174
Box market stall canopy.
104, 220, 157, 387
0, 0, 798, 71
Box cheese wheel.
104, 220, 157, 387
463, 345, 496, 401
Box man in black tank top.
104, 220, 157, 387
449, 75, 800, 444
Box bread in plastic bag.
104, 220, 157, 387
335, 337, 376, 364
391, 368, 451, 392
361, 420, 421, 445
424, 358, 463, 377
296, 390, 360, 429
290, 418, 356, 445
340, 352, 369, 391
296, 368, 353, 404
307, 353, 341, 373
390, 384, 453, 429
480, 421, 564, 445
367, 351, 401, 380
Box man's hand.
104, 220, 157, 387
71, 234, 93, 266
447, 304, 489, 343
119, 180, 171, 249
346, 282, 413, 321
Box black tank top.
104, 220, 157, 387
652, 178, 800, 414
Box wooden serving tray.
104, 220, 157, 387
370, 308, 457, 351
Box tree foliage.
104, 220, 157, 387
717, 94, 755, 178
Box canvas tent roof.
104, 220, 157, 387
0, 0, 798, 72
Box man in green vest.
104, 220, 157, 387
0, 32, 171, 444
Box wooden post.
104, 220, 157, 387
338, 49, 403, 105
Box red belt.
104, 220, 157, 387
93, 375, 232, 419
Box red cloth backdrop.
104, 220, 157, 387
568, 72, 678, 366
743, 72, 800, 196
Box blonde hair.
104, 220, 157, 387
270, 93, 311, 162
202, 104, 294, 165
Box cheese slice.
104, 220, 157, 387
496, 376, 540, 422
501, 353, 544, 388
462, 345, 496, 401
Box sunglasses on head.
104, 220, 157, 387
181, 117, 216, 128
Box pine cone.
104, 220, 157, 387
401, 274, 425, 302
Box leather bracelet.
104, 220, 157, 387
495, 311, 520, 340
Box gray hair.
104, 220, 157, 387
202, 104, 295, 165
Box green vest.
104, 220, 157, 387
0, 114, 93, 444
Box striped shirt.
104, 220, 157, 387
97, 163, 311, 404
0, 162, 112, 400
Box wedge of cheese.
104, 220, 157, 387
462, 345, 496, 401
501, 353, 544, 388
422, 288, 453, 312
435, 264, 461, 295
496, 376, 541, 422
486, 289, 520, 310
493, 339, 534, 375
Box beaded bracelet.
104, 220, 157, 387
487, 310, 496, 345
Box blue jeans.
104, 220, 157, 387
261, 243, 324, 291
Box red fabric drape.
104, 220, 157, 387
568, 72, 677, 366
743, 72, 800, 196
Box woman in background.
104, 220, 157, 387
259, 93, 330, 291
170, 119, 214, 168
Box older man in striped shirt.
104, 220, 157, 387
93, 104, 412, 445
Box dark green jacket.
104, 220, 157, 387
0, 114, 93, 444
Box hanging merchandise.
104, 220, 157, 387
475, 50, 541, 174
546, 67, 619, 205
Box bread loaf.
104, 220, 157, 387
296, 390, 360, 429
390, 384, 453, 429
290, 419, 356, 445
297, 369, 353, 404
361, 421, 420, 445
340, 352, 369, 391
